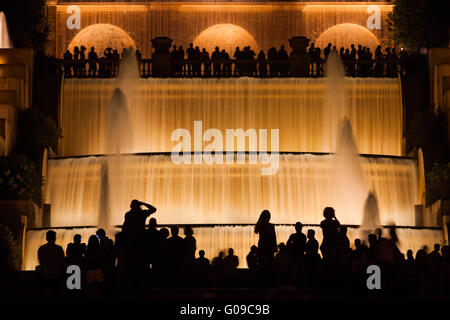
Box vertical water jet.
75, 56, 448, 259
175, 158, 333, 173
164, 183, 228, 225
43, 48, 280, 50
99, 49, 139, 229
0, 12, 12, 48
360, 191, 381, 240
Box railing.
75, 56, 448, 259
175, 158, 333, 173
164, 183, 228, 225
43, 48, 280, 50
55, 57, 408, 79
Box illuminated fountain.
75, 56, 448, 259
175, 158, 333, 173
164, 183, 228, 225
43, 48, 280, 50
325, 51, 368, 223
24, 45, 442, 270
360, 191, 381, 240
99, 88, 131, 228
100, 50, 138, 229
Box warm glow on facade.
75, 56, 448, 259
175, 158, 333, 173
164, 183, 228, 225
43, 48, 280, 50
315, 23, 380, 52
193, 23, 260, 55
68, 23, 136, 56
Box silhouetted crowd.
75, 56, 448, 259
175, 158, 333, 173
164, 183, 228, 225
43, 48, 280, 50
60, 42, 406, 78
62, 46, 142, 78
309, 42, 405, 77
34, 201, 450, 299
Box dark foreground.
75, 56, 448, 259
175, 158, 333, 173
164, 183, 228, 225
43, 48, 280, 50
2, 270, 449, 301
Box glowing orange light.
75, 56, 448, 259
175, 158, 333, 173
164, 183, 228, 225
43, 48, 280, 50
303, 4, 394, 12
57, 5, 148, 12
314, 23, 380, 52
193, 24, 259, 56
67, 24, 136, 57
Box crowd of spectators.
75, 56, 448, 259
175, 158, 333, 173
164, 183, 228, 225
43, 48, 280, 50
60, 42, 406, 78
34, 202, 450, 299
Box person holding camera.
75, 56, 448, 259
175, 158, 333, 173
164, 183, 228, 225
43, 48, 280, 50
122, 199, 157, 236
121, 199, 157, 288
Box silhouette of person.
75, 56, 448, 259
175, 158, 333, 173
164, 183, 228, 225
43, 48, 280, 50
267, 47, 278, 77
73, 46, 81, 76
177, 46, 185, 75
122, 200, 156, 287
195, 250, 210, 286
351, 238, 362, 260
186, 43, 195, 76
88, 47, 98, 77
96, 228, 115, 296
254, 210, 277, 267
308, 43, 317, 75
121, 47, 127, 59
63, 49, 73, 77
66, 234, 86, 268
79, 45, 87, 76
37, 230, 65, 299
308, 42, 316, 60
155, 227, 170, 284
212, 251, 224, 270
183, 225, 196, 284
211, 251, 225, 285
278, 45, 289, 76
373, 225, 401, 292
319, 207, 340, 266
233, 46, 242, 76
103, 47, 113, 76
201, 48, 211, 77
332, 45, 337, 55
429, 243, 442, 265
287, 222, 306, 269
304, 229, 320, 288
368, 233, 377, 258
374, 45, 384, 77
375, 228, 385, 242
342, 48, 350, 75
366, 47, 373, 76
211, 47, 222, 77
315, 47, 323, 75
85, 234, 104, 299
171, 45, 178, 75
223, 248, 239, 270
183, 225, 196, 262
287, 222, 306, 257
221, 49, 231, 77
112, 49, 120, 75
167, 226, 185, 285
122, 200, 157, 236
146, 217, 160, 270
135, 49, 142, 62
246, 245, 258, 271
274, 243, 290, 285
324, 43, 332, 60
114, 231, 129, 294
257, 50, 267, 77
196, 250, 210, 269
305, 229, 319, 258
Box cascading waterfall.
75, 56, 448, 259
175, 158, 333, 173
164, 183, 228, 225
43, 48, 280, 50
60, 77, 403, 157
44, 154, 420, 227
0, 12, 12, 48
